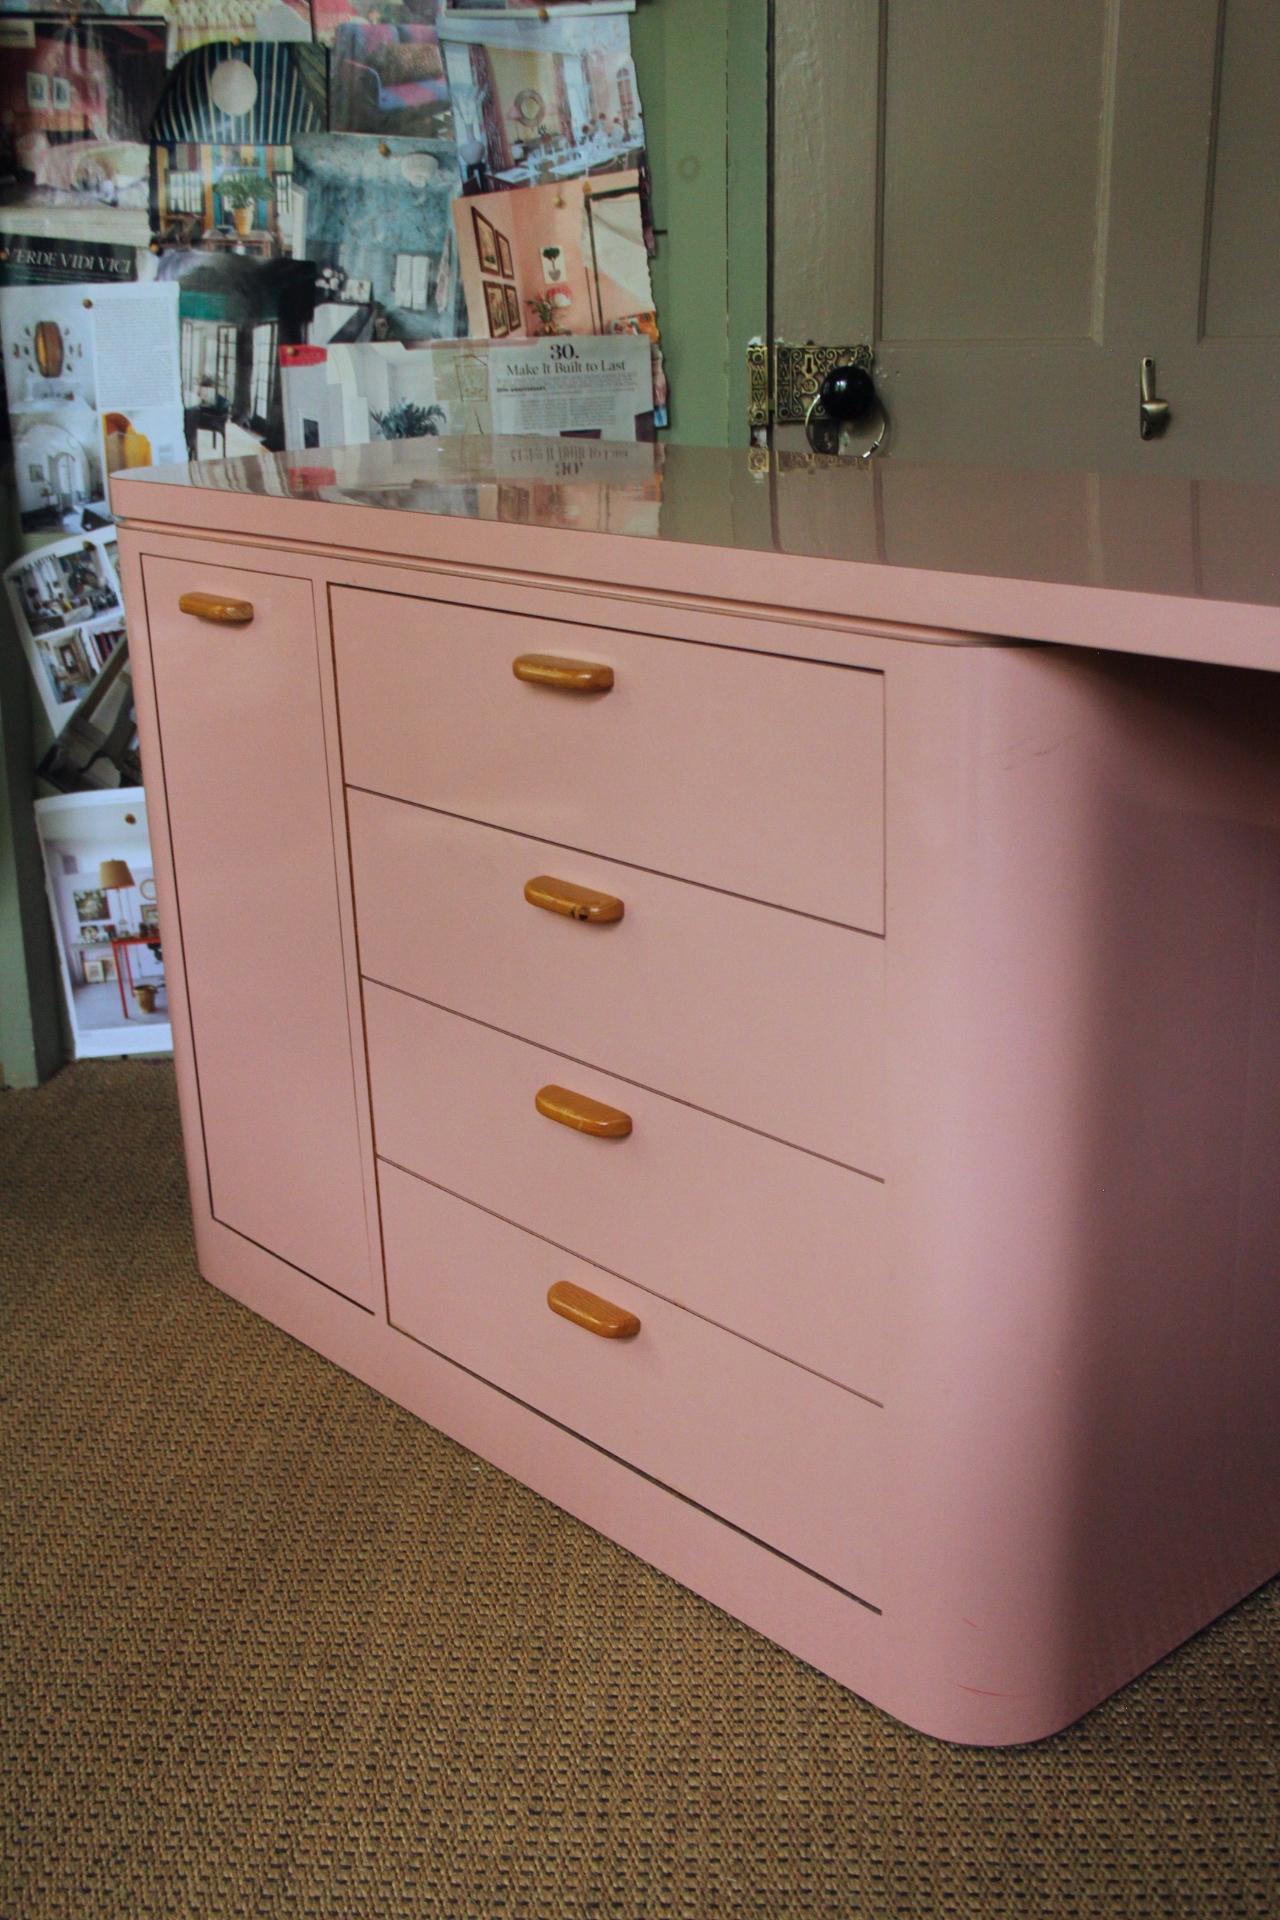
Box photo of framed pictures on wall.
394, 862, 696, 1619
483, 281, 510, 336
472, 209, 501, 276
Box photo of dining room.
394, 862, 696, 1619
441, 11, 642, 195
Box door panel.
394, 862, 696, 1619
770, 0, 1278, 480
143, 555, 374, 1308
1201, 2, 1280, 342
880, 0, 1110, 343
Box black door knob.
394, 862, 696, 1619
817, 363, 876, 426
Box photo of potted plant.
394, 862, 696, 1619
526, 293, 565, 336
218, 172, 273, 238
370, 401, 447, 440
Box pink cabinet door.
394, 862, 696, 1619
142, 556, 373, 1308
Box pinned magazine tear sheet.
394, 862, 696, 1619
281, 332, 652, 451
152, 250, 320, 456
329, 12, 452, 140
291, 133, 466, 345
0, 16, 169, 220
3, 526, 126, 734
440, 9, 642, 197
489, 334, 652, 438
0, 278, 182, 552
0, 0, 313, 50
157, 3, 314, 58
37, 646, 144, 799
34, 788, 173, 1060
452, 169, 665, 420
149, 41, 329, 256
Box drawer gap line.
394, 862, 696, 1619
377, 1156, 885, 1409
381, 1307, 885, 1617
124, 519, 990, 651
335, 579, 894, 673
362, 977, 887, 1183
346, 786, 886, 938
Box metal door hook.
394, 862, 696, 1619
1140, 357, 1171, 440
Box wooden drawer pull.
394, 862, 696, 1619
513, 653, 614, 693
535, 1084, 633, 1139
547, 1280, 641, 1340
179, 591, 255, 626
524, 876, 624, 923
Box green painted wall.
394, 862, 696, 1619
0, 561, 60, 1088
632, 0, 768, 447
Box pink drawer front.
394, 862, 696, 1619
365, 985, 888, 1396
348, 792, 885, 1173
379, 1162, 885, 1603
332, 586, 885, 933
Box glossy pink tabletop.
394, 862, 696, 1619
113, 438, 1280, 670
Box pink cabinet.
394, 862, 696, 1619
114, 445, 1280, 1746
138, 557, 374, 1309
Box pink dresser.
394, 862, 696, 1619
114, 441, 1280, 1745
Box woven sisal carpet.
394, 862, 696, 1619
1, 1059, 1276, 1919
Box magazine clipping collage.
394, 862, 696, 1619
0, 0, 657, 1059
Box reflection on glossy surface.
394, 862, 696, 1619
116, 434, 1280, 611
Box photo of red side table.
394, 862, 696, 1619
108, 934, 166, 1020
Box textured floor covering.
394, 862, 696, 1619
1, 1059, 1277, 1920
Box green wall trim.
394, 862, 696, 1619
0, 578, 61, 1088
633, 0, 769, 447
726, 0, 771, 444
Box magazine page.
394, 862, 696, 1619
440, 9, 641, 198
329, 10, 452, 140
3, 525, 126, 734
148, 249, 319, 458
148, 42, 329, 256
291, 134, 466, 346
0, 278, 183, 551
33, 787, 172, 1059
451, 169, 664, 419
36, 646, 143, 797
153, 3, 313, 58
282, 330, 650, 448
281, 338, 489, 449
0, 0, 312, 46
488, 333, 651, 438
455, 171, 654, 334
0, 16, 168, 221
